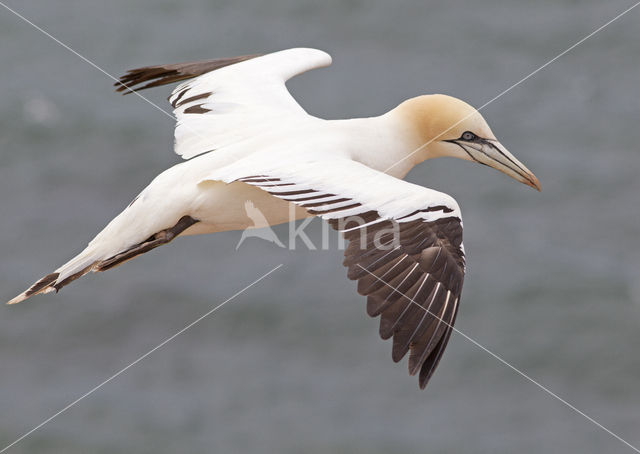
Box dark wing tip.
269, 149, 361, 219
339, 215, 465, 390
114, 53, 263, 95
418, 322, 456, 389
114, 67, 185, 95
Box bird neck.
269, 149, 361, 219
336, 96, 463, 178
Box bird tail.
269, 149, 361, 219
7, 245, 103, 305
7, 215, 198, 305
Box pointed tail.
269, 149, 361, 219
7, 246, 101, 305
7, 215, 198, 305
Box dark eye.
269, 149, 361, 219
461, 131, 476, 141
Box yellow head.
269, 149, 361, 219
395, 94, 540, 190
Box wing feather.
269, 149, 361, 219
116, 48, 332, 159
203, 158, 465, 389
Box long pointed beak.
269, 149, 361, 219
487, 140, 540, 191
450, 138, 541, 191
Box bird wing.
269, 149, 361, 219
115, 48, 332, 159
205, 157, 466, 389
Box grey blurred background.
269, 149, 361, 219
1, 0, 639, 453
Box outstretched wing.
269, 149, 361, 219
205, 158, 465, 389
116, 48, 332, 159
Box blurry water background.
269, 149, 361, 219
1, 0, 639, 453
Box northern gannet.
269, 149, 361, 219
8, 48, 539, 389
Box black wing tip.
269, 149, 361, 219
417, 325, 455, 389
113, 53, 264, 95
338, 217, 464, 391
114, 68, 181, 95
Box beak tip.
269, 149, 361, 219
526, 175, 541, 192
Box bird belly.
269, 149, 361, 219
183, 181, 310, 235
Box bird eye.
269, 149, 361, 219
461, 131, 476, 141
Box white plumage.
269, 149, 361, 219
9, 48, 539, 389
170, 48, 332, 159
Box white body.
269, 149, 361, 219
9, 47, 540, 390
12, 47, 539, 306
70, 112, 422, 283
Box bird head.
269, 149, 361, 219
398, 94, 540, 191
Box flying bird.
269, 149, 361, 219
8, 48, 540, 389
